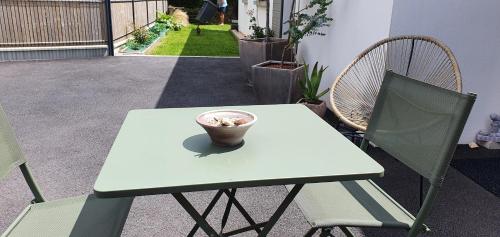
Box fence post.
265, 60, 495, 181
104, 0, 114, 56
146, 0, 149, 25
132, 0, 136, 28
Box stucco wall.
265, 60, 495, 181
389, 0, 500, 144
238, 0, 272, 36
240, 0, 496, 144
297, 0, 394, 109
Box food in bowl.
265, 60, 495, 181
207, 116, 249, 127
196, 110, 257, 146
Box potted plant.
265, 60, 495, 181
252, 0, 333, 104
298, 62, 329, 117
239, 9, 290, 86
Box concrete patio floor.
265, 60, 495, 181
0, 56, 498, 236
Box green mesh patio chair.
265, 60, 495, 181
0, 104, 134, 237
293, 71, 476, 237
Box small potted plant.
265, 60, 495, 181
252, 0, 333, 104
298, 61, 329, 117
239, 9, 289, 86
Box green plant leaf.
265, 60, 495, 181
317, 88, 329, 98
301, 60, 329, 101
300, 63, 309, 91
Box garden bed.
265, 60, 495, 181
119, 12, 184, 55
119, 28, 168, 55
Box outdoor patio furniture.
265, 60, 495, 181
0, 104, 133, 237
93, 104, 384, 237
330, 35, 462, 132
293, 71, 476, 237
195, 0, 218, 34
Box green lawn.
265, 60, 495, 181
147, 24, 239, 56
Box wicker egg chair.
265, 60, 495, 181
330, 35, 462, 131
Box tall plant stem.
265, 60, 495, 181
281, 43, 291, 66
265, 0, 270, 42
281, 0, 296, 66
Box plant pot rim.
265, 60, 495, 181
252, 60, 304, 72
240, 37, 289, 43
299, 99, 325, 105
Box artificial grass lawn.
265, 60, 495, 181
147, 24, 239, 56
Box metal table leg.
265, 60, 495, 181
258, 184, 304, 237
220, 189, 237, 233
222, 189, 262, 234
187, 188, 264, 236
177, 184, 304, 237
188, 190, 224, 237
172, 192, 220, 237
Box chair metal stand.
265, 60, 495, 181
319, 227, 334, 237
177, 184, 304, 237
339, 226, 355, 237
304, 226, 354, 237
304, 227, 319, 237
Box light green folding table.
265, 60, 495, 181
93, 104, 384, 236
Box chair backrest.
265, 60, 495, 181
362, 71, 475, 236
0, 104, 45, 202
364, 71, 475, 186
331, 35, 462, 131
0, 104, 26, 180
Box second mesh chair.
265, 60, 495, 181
292, 71, 476, 237
0, 104, 134, 237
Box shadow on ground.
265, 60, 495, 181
156, 57, 255, 108
0, 56, 498, 237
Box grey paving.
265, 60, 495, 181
0, 56, 498, 237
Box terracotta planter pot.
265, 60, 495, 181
301, 101, 327, 117
239, 38, 291, 86
252, 60, 304, 104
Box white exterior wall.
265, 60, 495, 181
297, 0, 394, 107
238, 0, 273, 36
240, 0, 497, 144
389, 0, 500, 144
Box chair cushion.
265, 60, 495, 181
2, 195, 133, 237
289, 180, 416, 229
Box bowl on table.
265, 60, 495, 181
196, 110, 257, 147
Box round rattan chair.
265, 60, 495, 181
330, 35, 462, 131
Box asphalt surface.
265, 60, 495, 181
0, 56, 498, 236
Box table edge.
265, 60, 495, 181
94, 171, 384, 198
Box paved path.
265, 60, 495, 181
0, 56, 498, 236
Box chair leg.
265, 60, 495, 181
304, 227, 319, 237
339, 226, 355, 237
319, 227, 334, 237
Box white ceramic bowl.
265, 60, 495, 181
196, 110, 257, 146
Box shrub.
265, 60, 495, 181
132, 27, 150, 44
156, 12, 183, 31
126, 40, 141, 50
156, 12, 172, 24
165, 20, 174, 30
172, 21, 183, 31
247, 10, 273, 39
146, 31, 159, 44
172, 9, 189, 26
150, 23, 166, 35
